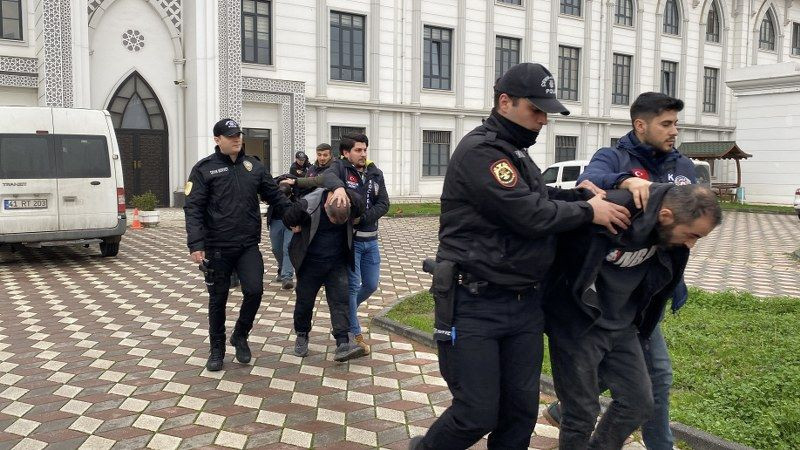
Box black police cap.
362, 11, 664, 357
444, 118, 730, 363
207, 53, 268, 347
494, 63, 570, 116
213, 118, 242, 137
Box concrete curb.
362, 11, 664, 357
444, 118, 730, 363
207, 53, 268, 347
372, 294, 755, 450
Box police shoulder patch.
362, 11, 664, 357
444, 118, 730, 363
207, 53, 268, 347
184, 181, 193, 196
243, 160, 253, 172
489, 159, 518, 188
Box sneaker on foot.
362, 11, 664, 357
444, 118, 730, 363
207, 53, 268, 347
334, 342, 366, 362
206, 341, 225, 371
230, 332, 251, 364
542, 401, 562, 428
282, 279, 294, 290
294, 332, 309, 357
274, 274, 282, 282
354, 333, 370, 355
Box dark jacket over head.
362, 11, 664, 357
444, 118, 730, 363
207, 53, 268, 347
184, 146, 290, 252
323, 158, 390, 240
436, 113, 594, 291
542, 183, 690, 340
578, 131, 696, 189
282, 188, 365, 271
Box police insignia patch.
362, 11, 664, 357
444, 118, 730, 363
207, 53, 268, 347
490, 159, 518, 188
184, 181, 193, 196
243, 160, 253, 171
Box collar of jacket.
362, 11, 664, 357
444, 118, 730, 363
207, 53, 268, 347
619, 131, 680, 167
340, 158, 378, 177
484, 110, 539, 149
213, 145, 245, 164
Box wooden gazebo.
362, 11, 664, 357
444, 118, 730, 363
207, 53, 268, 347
679, 141, 752, 200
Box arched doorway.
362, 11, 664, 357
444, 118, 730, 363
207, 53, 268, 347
107, 72, 169, 207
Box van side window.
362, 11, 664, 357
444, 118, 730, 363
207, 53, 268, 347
0, 135, 53, 179
542, 166, 558, 184
562, 166, 581, 182
58, 136, 111, 178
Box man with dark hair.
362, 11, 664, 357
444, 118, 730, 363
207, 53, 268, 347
282, 187, 369, 362
542, 92, 696, 450
544, 183, 721, 449
308, 143, 333, 177
184, 118, 291, 372
408, 63, 632, 450
324, 132, 390, 355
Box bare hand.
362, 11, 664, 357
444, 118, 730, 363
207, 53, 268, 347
280, 178, 296, 186
576, 180, 606, 198
587, 196, 631, 234
326, 188, 349, 208
190, 250, 205, 263
291, 226, 302, 233
619, 177, 652, 210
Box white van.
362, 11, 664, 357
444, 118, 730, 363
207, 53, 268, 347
543, 158, 713, 189
0, 107, 126, 256
542, 160, 590, 189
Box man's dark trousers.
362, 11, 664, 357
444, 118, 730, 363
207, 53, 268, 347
420, 285, 544, 450
293, 259, 351, 344
206, 245, 265, 341
549, 326, 654, 449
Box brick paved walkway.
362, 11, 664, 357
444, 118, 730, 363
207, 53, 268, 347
0, 211, 796, 449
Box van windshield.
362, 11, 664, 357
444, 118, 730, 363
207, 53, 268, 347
542, 167, 558, 184
0, 135, 53, 179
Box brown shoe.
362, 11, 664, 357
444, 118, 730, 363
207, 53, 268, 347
354, 334, 370, 355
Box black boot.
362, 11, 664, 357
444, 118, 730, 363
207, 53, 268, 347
206, 338, 225, 371
230, 325, 251, 364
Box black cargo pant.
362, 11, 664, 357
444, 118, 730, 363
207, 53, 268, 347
206, 245, 265, 343
421, 284, 544, 450
293, 258, 350, 345
548, 325, 654, 450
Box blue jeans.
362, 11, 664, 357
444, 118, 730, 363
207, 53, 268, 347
269, 219, 294, 281
347, 239, 381, 335
639, 323, 674, 450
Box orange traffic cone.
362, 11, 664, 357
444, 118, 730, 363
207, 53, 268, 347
131, 208, 143, 230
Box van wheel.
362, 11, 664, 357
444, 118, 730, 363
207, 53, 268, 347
100, 242, 119, 257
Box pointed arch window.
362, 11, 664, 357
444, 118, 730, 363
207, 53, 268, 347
663, 0, 680, 35
759, 10, 776, 51
108, 73, 166, 130
615, 0, 634, 27
706, 2, 720, 43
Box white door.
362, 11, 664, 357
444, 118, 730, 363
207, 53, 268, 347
0, 134, 60, 235
55, 135, 118, 231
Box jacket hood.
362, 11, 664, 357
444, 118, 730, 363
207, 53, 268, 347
605, 183, 675, 249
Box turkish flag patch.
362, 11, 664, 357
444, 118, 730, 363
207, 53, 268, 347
631, 168, 650, 180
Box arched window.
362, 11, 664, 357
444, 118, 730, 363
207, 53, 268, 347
706, 2, 720, 43
615, 0, 634, 27
759, 10, 776, 51
107, 73, 166, 130
663, 0, 680, 35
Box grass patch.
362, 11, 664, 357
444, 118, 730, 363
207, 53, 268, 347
386, 203, 440, 217
386, 288, 800, 448
719, 201, 796, 215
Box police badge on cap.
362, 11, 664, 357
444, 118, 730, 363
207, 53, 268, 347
213, 118, 243, 137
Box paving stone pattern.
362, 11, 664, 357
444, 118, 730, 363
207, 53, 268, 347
0, 211, 796, 449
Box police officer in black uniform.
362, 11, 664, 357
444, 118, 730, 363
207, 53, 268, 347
184, 118, 291, 372
410, 63, 631, 450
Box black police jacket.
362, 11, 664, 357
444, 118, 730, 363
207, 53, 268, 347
542, 184, 690, 340
436, 114, 594, 291
323, 159, 390, 238
184, 146, 290, 252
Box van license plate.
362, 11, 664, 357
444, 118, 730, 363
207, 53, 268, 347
4, 199, 48, 210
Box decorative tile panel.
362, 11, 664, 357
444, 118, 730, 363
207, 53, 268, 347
39, 0, 74, 107
217, 0, 242, 122
0, 56, 38, 75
